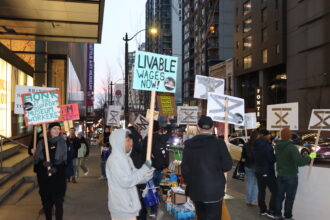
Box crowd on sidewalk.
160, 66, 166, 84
27, 115, 316, 220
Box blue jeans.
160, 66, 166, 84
245, 167, 258, 204
151, 170, 163, 214
275, 176, 298, 218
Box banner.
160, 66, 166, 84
157, 93, 177, 116
86, 43, 94, 107
15, 85, 58, 114
177, 106, 199, 125
22, 90, 61, 126
267, 102, 299, 131
114, 84, 124, 107
59, 104, 80, 121
133, 51, 178, 93
106, 105, 121, 126
194, 75, 225, 99
207, 93, 245, 126
308, 109, 330, 131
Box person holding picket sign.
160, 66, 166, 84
106, 129, 154, 220
34, 122, 67, 220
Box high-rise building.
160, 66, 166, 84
182, 0, 235, 105
146, 0, 172, 54
234, 0, 286, 124
286, 0, 330, 131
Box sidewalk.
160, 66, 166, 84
0, 148, 269, 220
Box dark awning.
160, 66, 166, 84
0, 0, 105, 43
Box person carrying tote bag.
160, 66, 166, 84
77, 132, 89, 177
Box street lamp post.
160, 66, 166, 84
123, 28, 158, 127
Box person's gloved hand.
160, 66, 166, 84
309, 152, 317, 159
144, 160, 152, 169
43, 161, 52, 168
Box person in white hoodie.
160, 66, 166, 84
106, 129, 154, 220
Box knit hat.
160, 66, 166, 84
48, 122, 61, 130
281, 128, 291, 140
198, 116, 214, 130
260, 129, 270, 136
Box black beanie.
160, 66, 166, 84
48, 122, 61, 130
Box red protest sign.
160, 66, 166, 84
21, 90, 61, 126
59, 104, 80, 121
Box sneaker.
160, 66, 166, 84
149, 214, 156, 218
84, 170, 89, 176
260, 211, 268, 216
266, 211, 276, 219
98, 176, 107, 180
250, 202, 258, 206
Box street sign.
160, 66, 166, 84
267, 102, 299, 131
194, 75, 225, 99
21, 90, 61, 126
15, 85, 59, 114
177, 106, 199, 125
207, 93, 245, 126
133, 51, 178, 93
308, 109, 330, 131
157, 93, 177, 116
106, 105, 121, 126
59, 104, 80, 121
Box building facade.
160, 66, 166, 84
182, 0, 235, 104
234, 0, 286, 123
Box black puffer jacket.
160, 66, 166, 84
253, 138, 276, 176
182, 134, 232, 202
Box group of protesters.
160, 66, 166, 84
29, 115, 317, 220
241, 128, 316, 220
28, 123, 90, 220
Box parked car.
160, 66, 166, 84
292, 133, 330, 159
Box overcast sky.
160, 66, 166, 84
94, 0, 147, 95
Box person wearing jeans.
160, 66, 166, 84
241, 131, 259, 205
274, 128, 315, 220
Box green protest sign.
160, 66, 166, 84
21, 90, 61, 126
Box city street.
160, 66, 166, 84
0, 147, 266, 220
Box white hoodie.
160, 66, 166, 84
106, 129, 151, 219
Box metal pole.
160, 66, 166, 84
124, 33, 129, 127
110, 81, 113, 105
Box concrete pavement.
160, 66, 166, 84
0, 147, 271, 220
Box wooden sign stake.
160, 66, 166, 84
42, 123, 52, 176
244, 126, 248, 143
146, 91, 156, 161
224, 98, 229, 144
33, 126, 37, 154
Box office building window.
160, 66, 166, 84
276, 44, 280, 54
243, 36, 252, 50
243, 18, 252, 33
244, 55, 252, 69
243, 0, 252, 16
262, 49, 268, 64
262, 8, 267, 23
262, 28, 268, 42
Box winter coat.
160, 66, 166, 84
106, 129, 152, 219
241, 142, 256, 169
182, 134, 233, 202
67, 135, 81, 158
253, 138, 276, 176
34, 136, 67, 196
275, 140, 311, 178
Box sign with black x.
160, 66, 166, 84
134, 114, 149, 131
308, 109, 330, 131
207, 93, 245, 126
106, 105, 121, 126
267, 102, 299, 131
177, 106, 199, 125
194, 75, 225, 100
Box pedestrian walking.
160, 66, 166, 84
128, 125, 148, 220
99, 127, 111, 180
143, 121, 171, 218
66, 128, 81, 183
182, 116, 233, 220
34, 122, 67, 220
274, 128, 316, 220
106, 129, 153, 220
254, 129, 277, 218
77, 132, 89, 177
241, 130, 259, 206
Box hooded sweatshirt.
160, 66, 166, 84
106, 129, 151, 219
275, 140, 311, 178
182, 133, 232, 202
